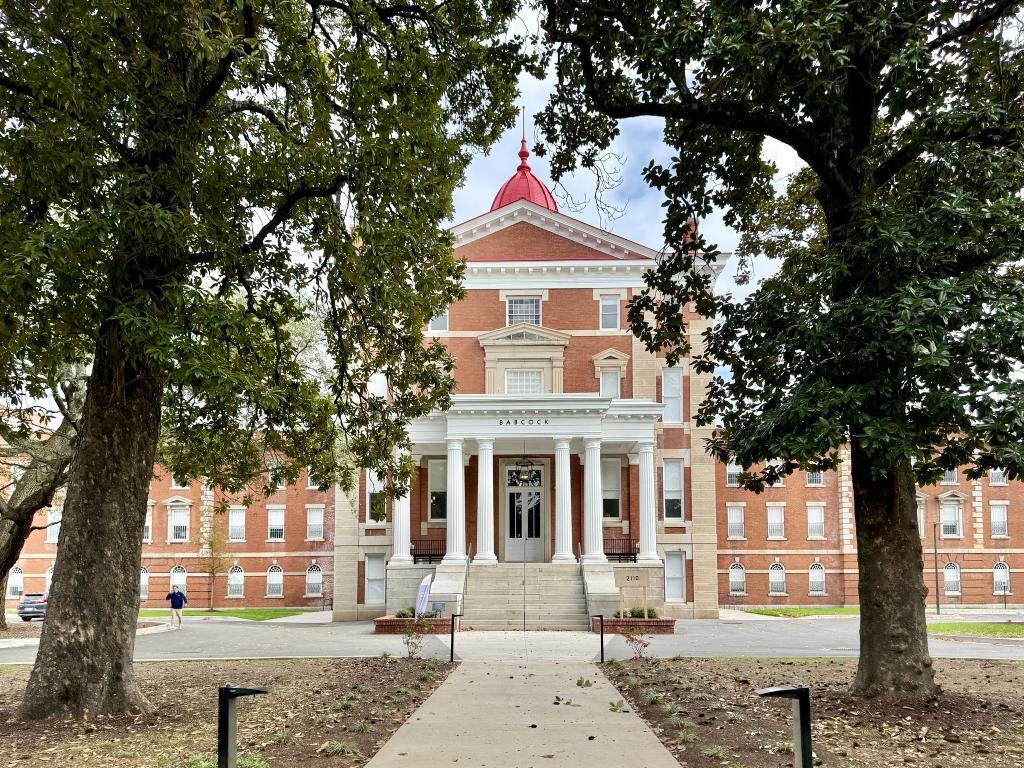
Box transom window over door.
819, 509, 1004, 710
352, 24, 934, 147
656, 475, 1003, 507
507, 296, 541, 325
505, 369, 544, 395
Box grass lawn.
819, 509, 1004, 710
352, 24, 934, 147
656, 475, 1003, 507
743, 606, 861, 618
929, 621, 1024, 638
0, 656, 452, 768
137, 607, 315, 621
606, 656, 1024, 767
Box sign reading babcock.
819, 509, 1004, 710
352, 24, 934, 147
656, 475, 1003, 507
497, 417, 552, 427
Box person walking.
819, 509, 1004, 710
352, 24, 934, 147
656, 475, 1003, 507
166, 584, 188, 629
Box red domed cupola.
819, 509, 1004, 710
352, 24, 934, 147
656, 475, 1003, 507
490, 138, 558, 212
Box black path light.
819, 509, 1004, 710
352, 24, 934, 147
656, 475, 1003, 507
218, 685, 269, 768
755, 685, 812, 768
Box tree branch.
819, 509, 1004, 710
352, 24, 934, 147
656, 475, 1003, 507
927, 0, 1024, 51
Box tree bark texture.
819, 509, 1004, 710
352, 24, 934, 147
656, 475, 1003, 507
850, 443, 937, 698
19, 325, 163, 718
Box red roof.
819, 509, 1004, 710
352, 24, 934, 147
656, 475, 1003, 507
490, 139, 558, 212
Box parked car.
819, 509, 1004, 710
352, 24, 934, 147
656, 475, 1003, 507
16, 593, 47, 621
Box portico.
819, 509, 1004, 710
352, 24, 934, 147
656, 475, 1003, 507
398, 394, 663, 565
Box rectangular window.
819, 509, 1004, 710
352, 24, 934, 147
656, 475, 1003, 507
267, 507, 285, 541
944, 566, 961, 595
228, 507, 246, 541
662, 368, 682, 423
169, 506, 189, 542
505, 369, 544, 395
990, 468, 1007, 486
428, 459, 447, 522
45, 508, 62, 543
169, 474, 188, 490
665, 552, 685, 602
429, 307, 449, 332
942, 468, 958, 484
805, 470, 824, 487
307, 467, 318, 490
940, 500, 961, 537
991, 502, 1009, 537
305, 566, 323, 597
728, 566, 746, 596
366, 470, 385, 524
726, 504, 745, 539
917, 500, 925, 538
139, 570, 149, 600
599, 369, 620, 398
766, 460, 785, 487
726, 462, 742, 487
599, 296, 619, 330
368, 372, 388, 399
663, 460, 684, 520
601, 459, 621, 519
806, 503, 825, 539
767, 504, 785, 539
307, 505, 325, 540
227, 568, 244, 598
365, 554, 385, 604
143, 508, 152, 542
809, 566, 826, 596
506, 296, 541, 325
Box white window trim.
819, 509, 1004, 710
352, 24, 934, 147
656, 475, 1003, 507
306, 504, 326, 541
304, 564, 324, 598
169, 566, 187, 592
805, 470, 825, 487
45, 508, 62, 543
7, 566, 24, 598
989, 468, 1008, 486
990, 501, 1010, 538
728, 563, 747, 596
939, 497, 964, 539
940, 468, 959, 485
306, 467, 319, 490
226, 565, 245, 599
169, 474, 189, 490
661, 367, 683, 424
993, 562, 1011, 595
365, 470, 386, 528
139, 567, 149, 600
143, 505, 153, 543
599, 368, 621, 398
663, 459, 685, 521
505, 295, 543, 326
598, 294, 620, 331
943, 562, 961, 596
228, 505, 246, 542
766, 503, 786, 540
428, 307, 450, 333
808, 563, 826, 596
601, 458, 622, 520
725, 503, 745, 540
766, 460, 785, 487
768, 563, 787, 596
427, 459, 448, 524
504, 368, 545, 395
166, 500, 192, 543
265, 565, 284, 598
266, 505, 286, 542
725, 462, 742, 488
664, 550, 686, 603
364, 554, 386, 605
806, 502, 826, 540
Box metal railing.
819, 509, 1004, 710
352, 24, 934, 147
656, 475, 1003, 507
577, 542, 590, 627
807, 521, 825, 538
727, 522, 745, 538
767, 521, 785, 538
941, 521, 960, 537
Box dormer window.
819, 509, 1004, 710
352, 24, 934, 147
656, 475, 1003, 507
507, 296, 541, 326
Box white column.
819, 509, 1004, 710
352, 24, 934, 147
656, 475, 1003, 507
582, 438, 606, 563
552, 438, 575, 562
443, 438, 466, 562
391, 463, 413, 564
474, 438, 497, 563
637, 441, 660, 562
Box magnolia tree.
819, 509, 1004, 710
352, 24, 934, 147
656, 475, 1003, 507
0, 0, 523, 718
537, 0, 1024, 698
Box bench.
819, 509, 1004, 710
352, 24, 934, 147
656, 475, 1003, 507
604, 538, 639, 563
411, 539, 446, 564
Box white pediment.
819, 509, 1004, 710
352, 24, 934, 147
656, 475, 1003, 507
592, 348, 631, 364
162, 495, 193, 506
478, 323, 571, 347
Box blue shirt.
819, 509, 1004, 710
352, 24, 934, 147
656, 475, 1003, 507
166, 591, 188, 609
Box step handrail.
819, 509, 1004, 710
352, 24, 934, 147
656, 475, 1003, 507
461, 543, 473, 617
577, 542, 590, 622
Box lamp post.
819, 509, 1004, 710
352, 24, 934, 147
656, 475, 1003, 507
932, 521, 941, 615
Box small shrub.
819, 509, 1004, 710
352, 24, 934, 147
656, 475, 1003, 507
324, 741, 362, 757
637, 687, 661, 705
395, 607, 415, 618
237, 755, 269, 768
272, 729, 292, 745
621, 626, 652, 660
418, 670, 433, 683
402, 616, 430, 658
353, 719, 373, 733
702, 745, 728, 759
676, 729, 697, 744
614, 606, 659, 619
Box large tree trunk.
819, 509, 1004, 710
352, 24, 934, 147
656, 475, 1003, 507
19, 324, 163, 718
0, 572, 7, 630
850, 442, 936, 698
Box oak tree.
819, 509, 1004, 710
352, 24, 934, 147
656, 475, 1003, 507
538, 0, 1024, 697
0, 0, 522, 717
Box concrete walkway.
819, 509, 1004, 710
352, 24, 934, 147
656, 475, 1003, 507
365, 660, 678, 768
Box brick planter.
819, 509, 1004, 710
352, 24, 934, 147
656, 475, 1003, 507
592, 617, 677, 634
373, 616, 455, 634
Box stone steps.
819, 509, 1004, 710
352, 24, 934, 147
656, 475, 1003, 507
462, 562, 589, 631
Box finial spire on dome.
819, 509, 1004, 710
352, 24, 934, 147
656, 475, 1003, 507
489, 112, 558, 213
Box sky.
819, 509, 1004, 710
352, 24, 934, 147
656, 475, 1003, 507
451, 69, 805, 300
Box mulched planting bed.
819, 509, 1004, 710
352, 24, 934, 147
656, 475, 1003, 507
1, 620, 161, 640
0, 656, 453, 767
604, 657, 1024, 767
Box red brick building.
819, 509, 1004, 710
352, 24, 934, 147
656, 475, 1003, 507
5, 144, 1021, 619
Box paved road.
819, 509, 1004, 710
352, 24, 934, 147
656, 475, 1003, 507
1, 614, 1021, 664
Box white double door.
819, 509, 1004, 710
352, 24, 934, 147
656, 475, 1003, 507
504, 466, 545, 562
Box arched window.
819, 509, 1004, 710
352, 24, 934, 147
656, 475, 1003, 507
140, 568, 149, 599
7, 566, 24, 598
728, 563, 746, 595
266, 565, 284, 598
170, 565, 187, 592
768, 563, 786, 595
994, 562, 1010, 595
227, 565, 244, 598
808, 563, 826, 596
943, 562, 961, 595
305, 564, 323, 597
45, 566, 54, 592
